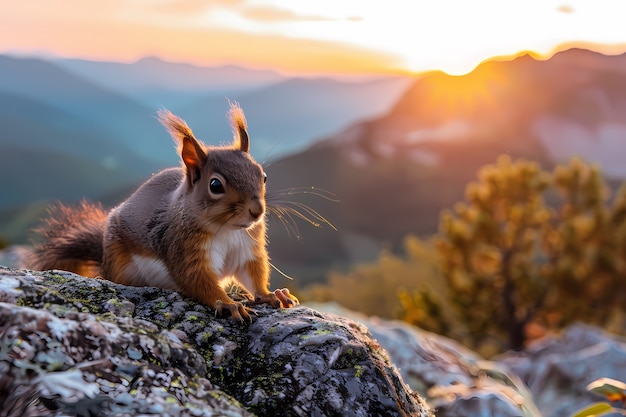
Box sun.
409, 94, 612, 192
403, 54, 480, 76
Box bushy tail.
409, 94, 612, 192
29, 200, 107, 277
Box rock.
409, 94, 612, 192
308, 302, 541, 417
499, 323, 626, 417
312, 303, 626, 417
0, 266, 432, 417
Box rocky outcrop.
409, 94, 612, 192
0, 267, 432, 417
499, 323, 626, 417
2, 249, 624, 417
311, 303, 626, 417
309, 303, 541, 417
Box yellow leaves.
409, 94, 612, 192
469, 246, 501, 276
436, 155, 626, 352
475, 155, 549, 203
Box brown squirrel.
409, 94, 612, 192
30, 104, 299, 322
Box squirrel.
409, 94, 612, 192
29, 103, 299, 322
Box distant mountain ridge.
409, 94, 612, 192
0, 55, 175, 167
55, 56, 285, 92
346, 48, 626, 177
53, 57, 287, 110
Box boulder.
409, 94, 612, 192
308, 303, 541, 417
0, 266, 432, 417
499, 323, 626, 417
312, 303, 626, 417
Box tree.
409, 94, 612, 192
437, 156, 626, 353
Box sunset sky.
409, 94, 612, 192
2, 0, 626, 75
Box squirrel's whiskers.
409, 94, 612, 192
266, 187, 337, 240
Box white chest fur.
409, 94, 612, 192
129, 255, 178, 290
207, 229, 255, 277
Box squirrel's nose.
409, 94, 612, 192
249, 208, 263, 220
249, 195, 264, 220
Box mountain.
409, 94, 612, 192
0, 91, 155, 169
53, 56, 286, 108
0, 145, 140, 207
56, 56, 285, 90
0, 55, 176, 166
263, 48, 626, 282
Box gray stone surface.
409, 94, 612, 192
499, 323, 626, 417
0, 266, 431, 417
309, 303, 541, 417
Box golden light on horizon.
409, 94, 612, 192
1, 1, 626, 76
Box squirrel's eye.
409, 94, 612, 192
209, 178, 225, 195
263, 172, 267, 184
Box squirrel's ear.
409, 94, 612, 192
180, 137, 207, 185
157, 109, 207, 185
229, 103, 250, 153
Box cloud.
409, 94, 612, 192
151, 0, 243, 15
238, 5, 339, 23
147, 0, 338, 23
556, 4, 574, 14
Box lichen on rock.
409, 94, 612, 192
0, 266, 432, 417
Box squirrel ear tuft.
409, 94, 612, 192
157, 109, 207, 185
229, 102, 250, 153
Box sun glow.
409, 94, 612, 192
236, 0, 626, 75
2, 0, 626, 75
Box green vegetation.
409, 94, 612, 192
307, 156, 626, 356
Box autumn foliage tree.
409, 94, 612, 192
437, 156, 626, 353
307, 156, 626, 355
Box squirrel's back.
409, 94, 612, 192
29, 200, 107, 277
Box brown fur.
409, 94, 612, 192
30, 200, 106, 276
30, 104, 298, 321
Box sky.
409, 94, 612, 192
1, 0, 626, 76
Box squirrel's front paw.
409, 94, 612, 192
215, 300, 253, 323
274, 288, 299, 308
255, 289, 299, 309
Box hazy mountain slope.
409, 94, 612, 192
54, 56, 285, 98
0, 55, 176, 166
0, 145, 140, 207
0, 92, 157, 169
528, 49, 626, 177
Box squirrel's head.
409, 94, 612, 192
158, 104, 266, 231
